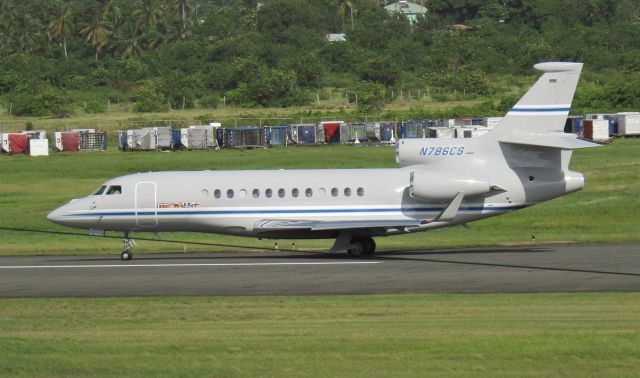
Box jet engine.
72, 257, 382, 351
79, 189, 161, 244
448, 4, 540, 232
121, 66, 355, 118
409, 171, 491, 201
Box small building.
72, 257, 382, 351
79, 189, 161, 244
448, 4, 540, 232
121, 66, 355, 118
326, 33, 346, 42
384, 1, 427, 23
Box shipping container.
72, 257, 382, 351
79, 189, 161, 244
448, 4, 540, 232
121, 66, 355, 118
616, 112, 640, 135
127, 129, 152, 150
591, 119, 609, 141
379, 122, 396, 142
348, 122, 367, 142
290, 124, 317, 144
54, 132, 81, 152
79, 131, 107, 151
269, 125, 289, 145
582, 120, 593, 140
29, 139, 49, 156
428, 127, 454, 139
484, 117, 503, 129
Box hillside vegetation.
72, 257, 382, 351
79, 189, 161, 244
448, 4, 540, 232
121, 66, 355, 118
1, 0, 640, 118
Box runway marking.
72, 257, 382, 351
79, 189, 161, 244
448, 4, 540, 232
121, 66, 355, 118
0, 261, 381, 269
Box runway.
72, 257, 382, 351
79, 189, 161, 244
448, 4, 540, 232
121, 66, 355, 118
0, 243, 639, 298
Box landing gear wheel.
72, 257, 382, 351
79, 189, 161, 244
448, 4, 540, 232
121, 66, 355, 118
121, 250, 132, 261
347, 240, 365, 257
362, 237, 376, 256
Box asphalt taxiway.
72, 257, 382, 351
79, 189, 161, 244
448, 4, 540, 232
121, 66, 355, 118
0, 243, 638, 298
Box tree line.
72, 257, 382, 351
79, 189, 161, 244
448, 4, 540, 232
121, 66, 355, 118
1, 0, 640, 116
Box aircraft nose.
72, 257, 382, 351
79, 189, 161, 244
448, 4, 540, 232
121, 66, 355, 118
47, 206, 66, 225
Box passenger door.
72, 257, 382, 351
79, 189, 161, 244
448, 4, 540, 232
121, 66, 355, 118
135, 182, 158, 227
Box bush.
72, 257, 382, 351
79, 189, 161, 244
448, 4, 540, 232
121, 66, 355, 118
11, 86, 71, 116
199, 94, 219, 108
132, 80, 168, 113
350, 81, 387, 112
83, 100, 107, 113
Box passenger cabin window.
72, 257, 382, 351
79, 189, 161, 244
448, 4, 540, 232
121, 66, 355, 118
214, 189, 221, 199
278, 188, 285, 198
252, 189, 260, 198
292, 188, 299, 198
266, 189, 273, 198
106, 185, 122, 195
93, 185, 107, 195
344, 188, 351, 197
357, 187, 364, 197
305, 188, 313, 197
331, 188, 338, 197
227, 189, 234, 199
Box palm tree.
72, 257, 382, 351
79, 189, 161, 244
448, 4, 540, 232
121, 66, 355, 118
48, 5, 72, 59
133, 0, 164, 34
337, 0, 354, 30
170, 0, 193, 39
171, 0, 192, 24
101, 0, 122, 37
79, 17, 112, 62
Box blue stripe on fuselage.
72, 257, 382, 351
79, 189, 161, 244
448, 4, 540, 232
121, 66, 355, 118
63, 205, 527, 218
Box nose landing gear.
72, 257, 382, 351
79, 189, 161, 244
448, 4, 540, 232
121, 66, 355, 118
121, 232, 136, 260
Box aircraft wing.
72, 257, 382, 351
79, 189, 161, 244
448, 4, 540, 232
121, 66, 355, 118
254, 219, 421, 232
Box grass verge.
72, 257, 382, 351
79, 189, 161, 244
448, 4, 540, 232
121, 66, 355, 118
1, 293, 639, 377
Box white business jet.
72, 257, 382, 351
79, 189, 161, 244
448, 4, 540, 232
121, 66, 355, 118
48, 62, 599, 260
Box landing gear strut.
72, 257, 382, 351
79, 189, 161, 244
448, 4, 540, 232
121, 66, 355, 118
121, 232, 135, 260
347, 237, 376, 257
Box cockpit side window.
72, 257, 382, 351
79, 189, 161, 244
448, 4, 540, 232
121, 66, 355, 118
106, 185, 122, 195
93, 185, 107, 195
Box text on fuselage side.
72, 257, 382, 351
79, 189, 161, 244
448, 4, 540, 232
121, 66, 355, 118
419, 146, 465, 156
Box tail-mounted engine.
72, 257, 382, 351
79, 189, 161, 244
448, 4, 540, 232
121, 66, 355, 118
409, 170, 491, 202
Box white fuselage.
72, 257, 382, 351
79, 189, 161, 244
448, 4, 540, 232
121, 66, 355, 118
47, 165, 538, 239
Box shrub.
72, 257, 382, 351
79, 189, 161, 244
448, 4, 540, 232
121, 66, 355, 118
11, 86, 71, 116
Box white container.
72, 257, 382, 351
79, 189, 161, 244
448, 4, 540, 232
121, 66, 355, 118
54, 132, 63, 151
484, 117, 503, 129
1, 133, 9, 152
592, 119, 609, 141
616, 112, 640, 135
29, 138, 49, 156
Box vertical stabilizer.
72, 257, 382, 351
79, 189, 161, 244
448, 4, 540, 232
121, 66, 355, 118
493, 62, 595, 148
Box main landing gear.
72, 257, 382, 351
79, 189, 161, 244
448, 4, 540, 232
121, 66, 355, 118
347, 237, 376, 257
121, 232, 135, 260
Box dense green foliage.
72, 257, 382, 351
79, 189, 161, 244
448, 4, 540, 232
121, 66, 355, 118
1, 0, 640, 115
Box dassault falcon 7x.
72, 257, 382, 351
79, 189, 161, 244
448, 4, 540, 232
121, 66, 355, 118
48, 62, 599, 260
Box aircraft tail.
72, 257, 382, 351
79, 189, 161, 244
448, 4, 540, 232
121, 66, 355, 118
493, 62, 598, 149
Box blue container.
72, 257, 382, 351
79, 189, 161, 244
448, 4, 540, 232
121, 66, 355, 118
604, 115, 618, 136
171, 129, 182, 149
269, 125, 289, 145
118, 131, 127, 150
380, 123, 395, 141
298, 125, 316, 144
574, 118, 583, 133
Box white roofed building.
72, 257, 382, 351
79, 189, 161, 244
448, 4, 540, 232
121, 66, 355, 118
384, 1, 427, 23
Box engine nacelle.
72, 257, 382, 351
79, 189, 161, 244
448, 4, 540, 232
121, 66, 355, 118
410, 171, 491, 201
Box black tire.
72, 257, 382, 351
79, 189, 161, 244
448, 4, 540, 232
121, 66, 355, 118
362, 237, 376, 255
121, 251, 132, 261
347, 240, 365, 257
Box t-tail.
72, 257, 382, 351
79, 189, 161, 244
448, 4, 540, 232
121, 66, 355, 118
397, 62, 600, 207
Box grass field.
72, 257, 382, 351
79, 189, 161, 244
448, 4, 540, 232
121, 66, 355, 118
1, 293, 639, 377
0, 138, 638, 256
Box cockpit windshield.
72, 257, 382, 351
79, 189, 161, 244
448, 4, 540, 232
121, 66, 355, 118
93, 185, 107, 195
106, 185, 122, 195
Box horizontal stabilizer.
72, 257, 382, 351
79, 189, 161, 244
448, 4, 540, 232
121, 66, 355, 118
499, 131, 602, 149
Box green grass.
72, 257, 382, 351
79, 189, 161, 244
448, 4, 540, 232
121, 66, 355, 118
0, 139, 639, 256
1, 293, 639, 377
